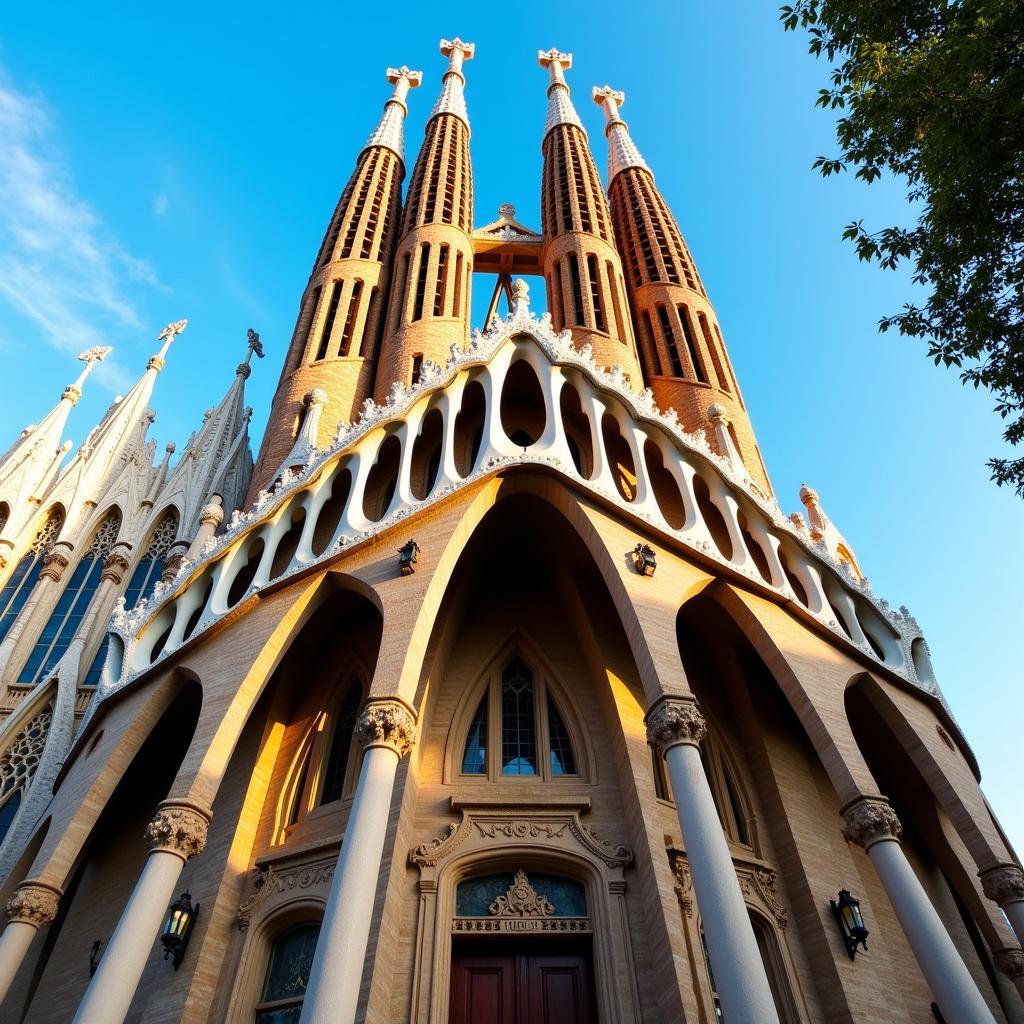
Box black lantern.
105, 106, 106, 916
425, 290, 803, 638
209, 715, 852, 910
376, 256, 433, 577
632, 543, 657, 577
398, 540, 419, 576
160, 890, 199, 969
831, 888, 869, 959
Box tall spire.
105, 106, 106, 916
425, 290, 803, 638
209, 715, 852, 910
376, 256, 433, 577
592, 86, 649, 179
538, 49, 584, 135
249, 68, 417, 499
375, 38, 476, 402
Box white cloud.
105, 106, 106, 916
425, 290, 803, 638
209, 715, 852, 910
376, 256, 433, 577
0, 68, 157, 391
153, 193, 169, 217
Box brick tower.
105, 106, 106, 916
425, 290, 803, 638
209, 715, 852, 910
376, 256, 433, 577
251, 67, 420, 494
375, 39, 475, 400
594, 86, 771, 492
539, 50, 642, 389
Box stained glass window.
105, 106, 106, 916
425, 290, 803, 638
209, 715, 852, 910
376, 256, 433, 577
0, 511, 63, 646
460, 697, 487, 775
547, 696, 576, 776
456, 872, 587, 917
501, 658, 536, 775
319, 684, 362, 805
255, 922, 320, 1023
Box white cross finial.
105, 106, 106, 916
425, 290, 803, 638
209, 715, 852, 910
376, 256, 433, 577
592, 84, 626, 124
152, 318, 188, 368
538, 49, 573, 89
386, 65, 423, 108
65, 345, 113, 401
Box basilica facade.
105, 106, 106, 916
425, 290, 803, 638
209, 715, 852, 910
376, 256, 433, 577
0, 38, 1020, 1024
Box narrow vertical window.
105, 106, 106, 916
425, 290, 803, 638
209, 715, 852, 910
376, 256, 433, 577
411, 353, 423, 385
320, 685, 362, 805
339, 280, 363, 356
434, 244, 450, 317
255, 924, 321, 1022
452, 251, 464, 317
657, 305, 685, 378
677, 305, 708, 383
547, 697, 577, 776
392, 253, 410, 332
606, 261, 626, 343
303, 286, 323, 360
640, 311, 664, 375
461, 697, 488, 775
551, 262, 564, 330
501, 658, 537, 775
316, 282, 342, 361
586, 254, 606, 332
568, 254, 585, 327
698, 312, 728, 391
0, 512, 64, 645
412, 244, 429, 322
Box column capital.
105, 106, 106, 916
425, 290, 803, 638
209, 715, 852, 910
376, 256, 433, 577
101, 547, 131, 585
994, 946, 1024, 980
5, 880, 62, 928
841, 795, 903, 850
145, 799, 212, 862
645, 694, 706, 754
979, 862, 1024, 907
355, 697, 417, 759
40, 543, 73, 582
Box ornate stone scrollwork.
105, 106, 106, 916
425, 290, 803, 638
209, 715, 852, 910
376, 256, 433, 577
101, 549, 131, 585
40, 546, 71, 582
994, 947, 1024, 980
6, 881, 61, 927
668, 849, 693, 918
355, 699, 417, 758
198, 503, 225, 529
145, 800, 211, 861
979, 863, 1024, 907
645, 696, 707, 754
841, 796, 903, 850
489, 869, 555, 918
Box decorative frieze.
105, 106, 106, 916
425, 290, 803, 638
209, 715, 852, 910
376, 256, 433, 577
841, 796, 903, 850
645, 696, 707, 754
237, 857, 335, 930
145, 800, 211, 861
355, 699, 417, 759
979, 863, 1024, 907
5, 881, 61, 928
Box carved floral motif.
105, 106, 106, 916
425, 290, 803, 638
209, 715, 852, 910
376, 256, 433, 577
488, 869, 555, 918
645, 697, 707, 754
980, 863, 1024, 906
355, 699, 416, 758
842, 797, 903, 849
6, 882, 61, 927
101, 550, 131, 584
145, 801, 211, 860
237, 859, 335, 930
668, 849, 693, 918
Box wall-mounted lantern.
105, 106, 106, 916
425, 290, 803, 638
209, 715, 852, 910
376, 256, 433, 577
88, 939, 103, 977
160, 890, 199, 969
632, 543, 657, 577
831, 888, 869, 959
398, 540, 420, 576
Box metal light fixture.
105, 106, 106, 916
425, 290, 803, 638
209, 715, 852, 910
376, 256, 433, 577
88, 938, 103, 977
398, 540, 420, 576
632, 543, 657, 577
160, 890, 199, 969
831, 888, 869, 959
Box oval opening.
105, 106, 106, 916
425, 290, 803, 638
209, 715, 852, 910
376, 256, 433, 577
148, 622, 174, 664
227, 537, 265, 607
911, 637, 936, 684
411, 408, 444, 500
312, 467, 352, 556
500, 359, 546, 448
601, 413, 636, 502
778, 548, 809, 607
270, 505, 306, 580
692, 475, 732, 560
363, 435, 402, 523
856, 598, 902, 665
453, 379, 486, 478
644, 440, 686, 529
182, 577, 213, 642
737, 510, 771, 583
558, 384, 593, 478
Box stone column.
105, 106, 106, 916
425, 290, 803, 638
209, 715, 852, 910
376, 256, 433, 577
981, 863, 1024, 947
993, 947, 1024, 1003
842, 797, 997, 1024
299, 698, 416, 1024
72, 800, 210, 1024
646, 695, 780, 1024
0, 881, 61, 1006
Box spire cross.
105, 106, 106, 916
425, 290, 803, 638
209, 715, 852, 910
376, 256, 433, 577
538, 48, 573, 88
386, 65, 423, 109
593, 85, 626, 128
151, 318, 188, 368
245, 327, 265, 365
440, 38, 475, 79
64, 345, 113, 403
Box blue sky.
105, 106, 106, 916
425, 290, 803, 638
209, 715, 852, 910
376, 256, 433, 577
1, 3, 1020, 854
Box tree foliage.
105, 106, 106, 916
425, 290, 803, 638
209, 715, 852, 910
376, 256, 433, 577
781, 0, 1024, 494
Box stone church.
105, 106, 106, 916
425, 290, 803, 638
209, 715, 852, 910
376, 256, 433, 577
0, 37, 1020, 1024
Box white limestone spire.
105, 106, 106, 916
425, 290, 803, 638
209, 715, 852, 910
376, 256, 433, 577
538, 49, 584, 137
592, 85, 650, 180
361, 65, 423, 164
431, 38, 475, 130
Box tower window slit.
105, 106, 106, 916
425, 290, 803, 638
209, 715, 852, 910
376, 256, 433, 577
434, 244, 450, 317
341, 150, 378, 259
412, 244, 429, 322
640, 310, 664, 375
557, 132, 573, 234
677, 305, 708, 383
457, 133, 470, 231
303, 285, 323, 360
392, 252, 410, 331
316, 282, 343, 361
551, 262, 564, 330
568, 132, 592, 233
606, 261, 626, 342
698, 312, 729, 391
360, 159, 388, 259
568, 253, 585, 326
452, 250, 464, 317
339, 280, 363, 356
586, 254, 606, 332
423, 120, 448, 223
657, 305, 685, 378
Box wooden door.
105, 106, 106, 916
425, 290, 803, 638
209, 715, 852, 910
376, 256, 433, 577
449, 941, 598, 1024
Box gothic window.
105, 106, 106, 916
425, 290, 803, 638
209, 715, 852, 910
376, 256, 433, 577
83, 510, 178, 687
586, 254, 606, 333
749, 911, 802, 1023
19, 509, 121, 686
412, 244, 430, 322
316, 282, 343, 361
0, 510, 64, 646
0, 703, 52, 845
458, 654, 580, 782
339, 280, 363, 356
656, 305, 685, 378
0, 503, 8, 534
319, 684, 362, 806
255, 922, 321, 1023
677, 306, 708, 384
568, 254, 585, 326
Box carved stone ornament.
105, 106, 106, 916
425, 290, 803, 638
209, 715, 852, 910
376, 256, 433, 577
40, 547, 71, 581
101, 550, 131, 584
979, 863, 1024, 906
841, 797, 903, 850
993, 946, 1024, 980
645, 696, 707, 754
355, 699, 416, 758
489, 869, 555, 918
6, 881, 61, 927
741, 866, 788, 928
198, 502, 225, 528
668, 849, 693, 918
145, 800, 211, 861
160, 550, 185, 583
237, 858, 335, 930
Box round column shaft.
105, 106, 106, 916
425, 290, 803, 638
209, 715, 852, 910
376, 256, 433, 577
0, 881, 61, 1008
